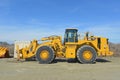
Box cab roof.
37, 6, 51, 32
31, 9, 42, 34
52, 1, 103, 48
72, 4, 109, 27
65, 28, 78, 31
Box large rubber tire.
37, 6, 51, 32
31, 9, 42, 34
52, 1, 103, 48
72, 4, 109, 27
36, 46, 55, 64
77, 45, 97, 64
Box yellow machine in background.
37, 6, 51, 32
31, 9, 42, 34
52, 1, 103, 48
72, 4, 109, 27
0, 47, 9, 58
17, 29, 113, 64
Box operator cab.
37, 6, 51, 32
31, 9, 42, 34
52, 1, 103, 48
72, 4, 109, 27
64, 28, 78, 43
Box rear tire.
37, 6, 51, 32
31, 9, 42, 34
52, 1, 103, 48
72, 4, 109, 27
36, 46, 55, 64
77, 45, 97, 64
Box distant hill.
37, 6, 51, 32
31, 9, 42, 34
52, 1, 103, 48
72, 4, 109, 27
109, 42, 120, 57
0, 42, 120, 57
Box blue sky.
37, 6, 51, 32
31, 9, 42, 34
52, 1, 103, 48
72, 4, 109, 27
0, 0, 120, 43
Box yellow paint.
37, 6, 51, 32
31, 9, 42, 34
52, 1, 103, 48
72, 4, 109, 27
17, 29, 113, 60
83, 51, 92, 60
0, 47, 9, 58
40, 50, 49, 60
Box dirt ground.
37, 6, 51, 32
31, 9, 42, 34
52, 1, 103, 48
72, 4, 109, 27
0, 57, 120, 80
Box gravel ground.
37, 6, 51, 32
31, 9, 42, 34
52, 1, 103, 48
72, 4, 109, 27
0, 57, 120, 80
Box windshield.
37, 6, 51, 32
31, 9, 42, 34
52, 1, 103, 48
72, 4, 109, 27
68, 32, 74, 38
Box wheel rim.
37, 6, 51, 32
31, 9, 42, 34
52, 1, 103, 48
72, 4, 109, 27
40, 50, 49, 60
83, 50, 93, 60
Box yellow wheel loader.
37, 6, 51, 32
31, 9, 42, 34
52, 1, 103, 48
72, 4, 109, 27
0, 47, 9, 58
16, 28, 113, 64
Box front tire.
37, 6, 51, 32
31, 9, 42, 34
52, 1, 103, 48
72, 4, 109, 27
36, 46, 55, 64
77, 45, 97, 64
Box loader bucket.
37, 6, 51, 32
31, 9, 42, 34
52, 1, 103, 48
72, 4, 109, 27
0, 47, 9, 58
